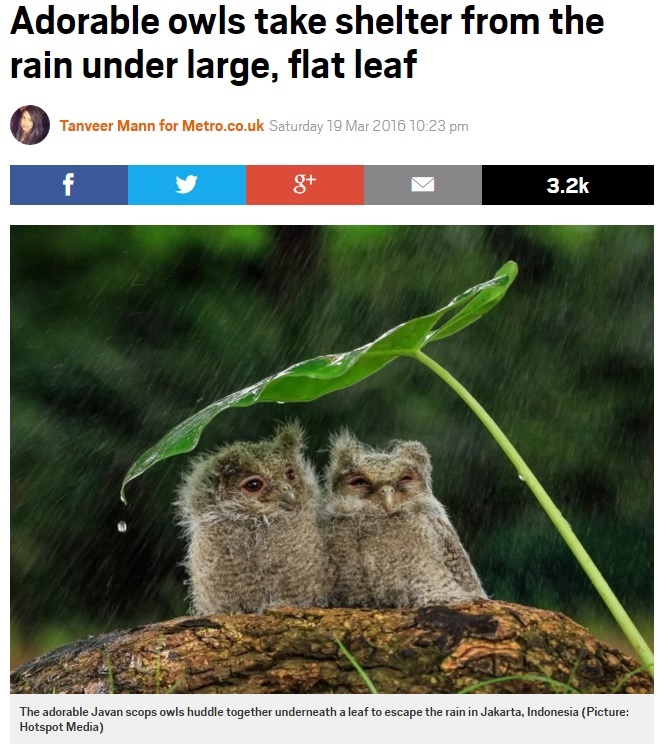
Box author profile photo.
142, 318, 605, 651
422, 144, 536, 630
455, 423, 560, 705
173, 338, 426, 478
11, 105, 50, 145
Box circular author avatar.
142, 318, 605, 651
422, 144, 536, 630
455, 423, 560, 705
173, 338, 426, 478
11, 105, 50, 145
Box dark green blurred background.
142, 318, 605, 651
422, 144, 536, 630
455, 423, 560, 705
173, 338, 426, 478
10, 225, 653, 667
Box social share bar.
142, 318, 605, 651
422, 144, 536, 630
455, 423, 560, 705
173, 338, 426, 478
9, 165, 654, 205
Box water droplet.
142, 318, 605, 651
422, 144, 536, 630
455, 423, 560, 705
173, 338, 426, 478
276, 401, 285, 405
518, 475, 525, 482
117, 521, 127, 533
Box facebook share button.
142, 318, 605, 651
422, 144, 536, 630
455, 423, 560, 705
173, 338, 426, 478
10, 166, 127, 204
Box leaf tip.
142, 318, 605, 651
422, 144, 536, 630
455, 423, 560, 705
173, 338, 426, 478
501, 260, 519, 279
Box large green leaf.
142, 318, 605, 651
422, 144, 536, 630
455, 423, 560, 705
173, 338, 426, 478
121, 261, 518, 502
427, 261, 518, 341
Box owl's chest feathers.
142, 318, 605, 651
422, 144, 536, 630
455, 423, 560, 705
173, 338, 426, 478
329, 507, 431, 536
202, 507, 321, 565
328, 510, 447, 570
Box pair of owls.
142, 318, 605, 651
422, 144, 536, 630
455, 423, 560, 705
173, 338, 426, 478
176, 423, 485, 615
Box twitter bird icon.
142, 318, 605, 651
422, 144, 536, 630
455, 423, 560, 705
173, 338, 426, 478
176, 175, 197, 194
128, 166, 244, 204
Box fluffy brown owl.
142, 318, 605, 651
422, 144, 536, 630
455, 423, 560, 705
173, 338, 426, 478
176, 423, 330, 615
323, 431, 486, 608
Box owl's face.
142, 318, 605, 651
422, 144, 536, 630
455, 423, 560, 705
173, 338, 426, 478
219, 453, 305, 516
326, 432, 433, 517
184, 423, 318, 520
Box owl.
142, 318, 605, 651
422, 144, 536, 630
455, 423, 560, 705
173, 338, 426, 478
322, 431, 486, 608
176, 423, 330, 615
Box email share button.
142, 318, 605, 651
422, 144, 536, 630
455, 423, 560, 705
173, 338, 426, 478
411, 177, 435, 192
365, 166, 481, 205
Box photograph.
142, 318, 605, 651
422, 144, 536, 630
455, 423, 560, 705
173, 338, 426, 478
10, 224, 653, 695
9, 104, 50, 145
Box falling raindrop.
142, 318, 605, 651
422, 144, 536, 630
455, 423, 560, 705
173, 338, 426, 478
117, 521, 127, 533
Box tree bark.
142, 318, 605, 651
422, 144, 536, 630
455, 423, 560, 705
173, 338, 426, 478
10, 601, 652, 695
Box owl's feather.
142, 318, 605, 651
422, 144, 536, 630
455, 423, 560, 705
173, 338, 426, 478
323, 432, 486, 608
176, 423, 331, 614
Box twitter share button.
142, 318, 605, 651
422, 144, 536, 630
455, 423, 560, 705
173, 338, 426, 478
128, 166, 246, 204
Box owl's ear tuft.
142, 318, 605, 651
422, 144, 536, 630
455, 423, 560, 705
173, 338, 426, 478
210, 443, 248, 479
272, 420, 306, 457
327, 429, 362, 478
391, 440, 432, 477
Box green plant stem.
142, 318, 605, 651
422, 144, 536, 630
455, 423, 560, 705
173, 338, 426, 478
335, 637, 379, 694
413, 350, 654, 678
458, 674, 579, 694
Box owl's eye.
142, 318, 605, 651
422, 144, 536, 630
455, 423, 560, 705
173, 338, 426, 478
399, 474, 414, 483
240, 476, 264, 493
285, 467, 296, 482
348, 475, 370, 488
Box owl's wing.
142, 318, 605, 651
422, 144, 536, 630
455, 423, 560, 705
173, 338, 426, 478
433, 516, 486, 598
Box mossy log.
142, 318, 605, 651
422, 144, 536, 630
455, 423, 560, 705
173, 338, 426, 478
10, 600, 652, 695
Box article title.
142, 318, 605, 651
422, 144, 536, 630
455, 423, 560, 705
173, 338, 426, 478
10, 3, 606, 86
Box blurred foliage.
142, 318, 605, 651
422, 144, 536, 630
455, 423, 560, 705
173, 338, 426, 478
10, 225, 653, 665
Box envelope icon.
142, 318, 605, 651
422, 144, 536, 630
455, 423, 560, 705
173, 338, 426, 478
411, 177, 435, 192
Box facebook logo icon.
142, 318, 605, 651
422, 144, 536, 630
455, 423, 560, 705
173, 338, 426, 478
10, 166, 127, 204
63, 172, 75, 196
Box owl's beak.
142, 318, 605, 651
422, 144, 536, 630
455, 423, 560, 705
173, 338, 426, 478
277, 484, 297, 511
378, 485, 396, 514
